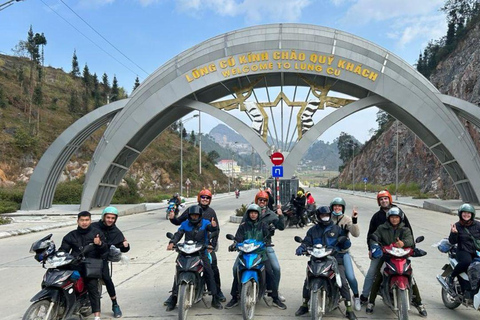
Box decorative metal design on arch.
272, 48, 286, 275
21, 24, 480, 210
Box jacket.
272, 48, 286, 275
59, 225, 108, 260
301, 221, 351, 262
170, 218, 218, 247
92, 220, 130, 253
369, 221, 414, 248
242, 206, 285, 245
235, 217, 270, 259
170, 205, 220, 249
449, 220, 480, 254
366, 205, 413, 249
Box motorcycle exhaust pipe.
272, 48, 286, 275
436, 275, 449, 291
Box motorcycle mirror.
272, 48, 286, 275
415, 236, 425, 243
166, 232, 174, 239
226, 234, 235, 241
294, 236, 303, 243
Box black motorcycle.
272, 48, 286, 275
283, 203, 308, 227
23, 234, 94, 320
166, 232, 208, 320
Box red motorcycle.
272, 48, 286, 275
372, 235, 426, 320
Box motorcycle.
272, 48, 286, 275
283, 202, 308, 228
23, 234, 94, 320
166, 201, 178, 220
226, 234, 269, 320
371, 235, 426, 320
235, 190, 240, 199
294, 235, 344, 320
306, 204, 317, 224
166, 232, 208, 320
435, 238, 480, 311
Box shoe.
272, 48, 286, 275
353, 297, 361, 311
278, 293, 286, 302
211, 296, 223, 310
414, 303, 427, 317
166, 296, 177, 311
295, 305, 309, 316
272, 298, 287, 310
346, 310, 358, 320
217, 291, 227, 302
112, 304, 122, 318
366, 302, 374, 314
225, 297, 239, 309
163, 294, 173, 306
359, 294, 368, 305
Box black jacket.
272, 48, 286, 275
449, 220, 480, 254
59, 225, 108, 259
170, 205, 220, 249
366, 205, 413, 249
92, 220, 130, 253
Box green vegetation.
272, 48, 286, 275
235, 203, 248, 217
333, 182, 429, 199
0, 186, 23, 215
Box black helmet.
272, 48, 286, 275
187, 205, 203, 225
386, 207, 404, 222
30, 234, 56, 262
316, 206, 332, 225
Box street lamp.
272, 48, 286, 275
180, 114, 198, 197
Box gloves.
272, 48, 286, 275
371, 244, 383, 259
296, 245, 306, 256
228, 243, 236, 252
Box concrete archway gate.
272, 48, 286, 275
22, 24, 480, 210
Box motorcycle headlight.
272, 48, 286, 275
239, 242, 260, 253
179, 243, 201, 254
386, 247, 411, 257
309, 247, 332, 258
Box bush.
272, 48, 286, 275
53, 180, 82, 204
235, 204, 247, 217
0, 186, 24, 204
112, 177, 142, 204
0, 200, 19, 214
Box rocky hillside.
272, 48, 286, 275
338, 21, 480, 199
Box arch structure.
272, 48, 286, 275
21, 24, 480, 210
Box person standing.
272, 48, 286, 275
329, 197, 361, 311
92, 206, 130, 318
59, 211, 108, 320
166, 188, 225, 307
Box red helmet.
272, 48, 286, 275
377, 190, 392, 206
197, 188, 212, 204
255, 190, 269, 204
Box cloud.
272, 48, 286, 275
386, 15, 446, 48
175, 0, 312, 22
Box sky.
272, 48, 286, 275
0, 0, 448, 144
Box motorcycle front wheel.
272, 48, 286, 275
441, 287, 461, 309
241, 281, 256, 320
310, 289, 325, 320
178, 283, 193, 320
395, 289, 409, 320
23, 300, 59, 320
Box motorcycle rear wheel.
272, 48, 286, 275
23, 300, 59, 320
395, 289, 409, 320
178, 283, 193, 320
241, 281, 256, 320
441, 287, 461, 309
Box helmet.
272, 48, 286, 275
297, 190, 304, 197
306, 191, 311, 197
101, 206, 118, 221
30, 234, 56, 262
316, 206, 332, 225
187, 205, 203, 225
386, 207, 404, 222
458, 203, 475, 220
330, 197, 346, 215
377, 190, 392, 206
197, 188, 212, 204
255, 190, 269, 204
246, 204, 261, 220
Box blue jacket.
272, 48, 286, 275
170, 218, 218, 247
301, 221, 351, 257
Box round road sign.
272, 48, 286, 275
270, 152, 284, 165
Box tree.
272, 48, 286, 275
207, 150, 220, 163
68, 90, 79, 114
111, 75, 119, 102
102, 73, 109, 88
82, 64, 91, 88
92, 73, 102, 109
133, 76, 140, 91
335, 132, 360, 165
189, 130, 196, 144
71, 49, 80, 77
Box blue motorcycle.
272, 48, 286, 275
227, 234, 268, 320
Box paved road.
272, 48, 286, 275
3, 188, 479, 319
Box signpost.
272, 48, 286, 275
363, 177, 367, 194
212, 180, 217, 195
270, 152, 284, 206
185, 178, 191, 197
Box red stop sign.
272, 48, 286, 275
270, 152, 284, 165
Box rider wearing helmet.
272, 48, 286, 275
330, 197, 361, 311
166, 189, 225, 308
228, 204, 286, 310
168, 193, 182, 215
292, 189, 307, 221
362, 190, 426, 317
295, 205, 357, 320
92, 206, 130, 318
167, 205, 223, 310
447, 203, 480, 293
366, 206, 414, 315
